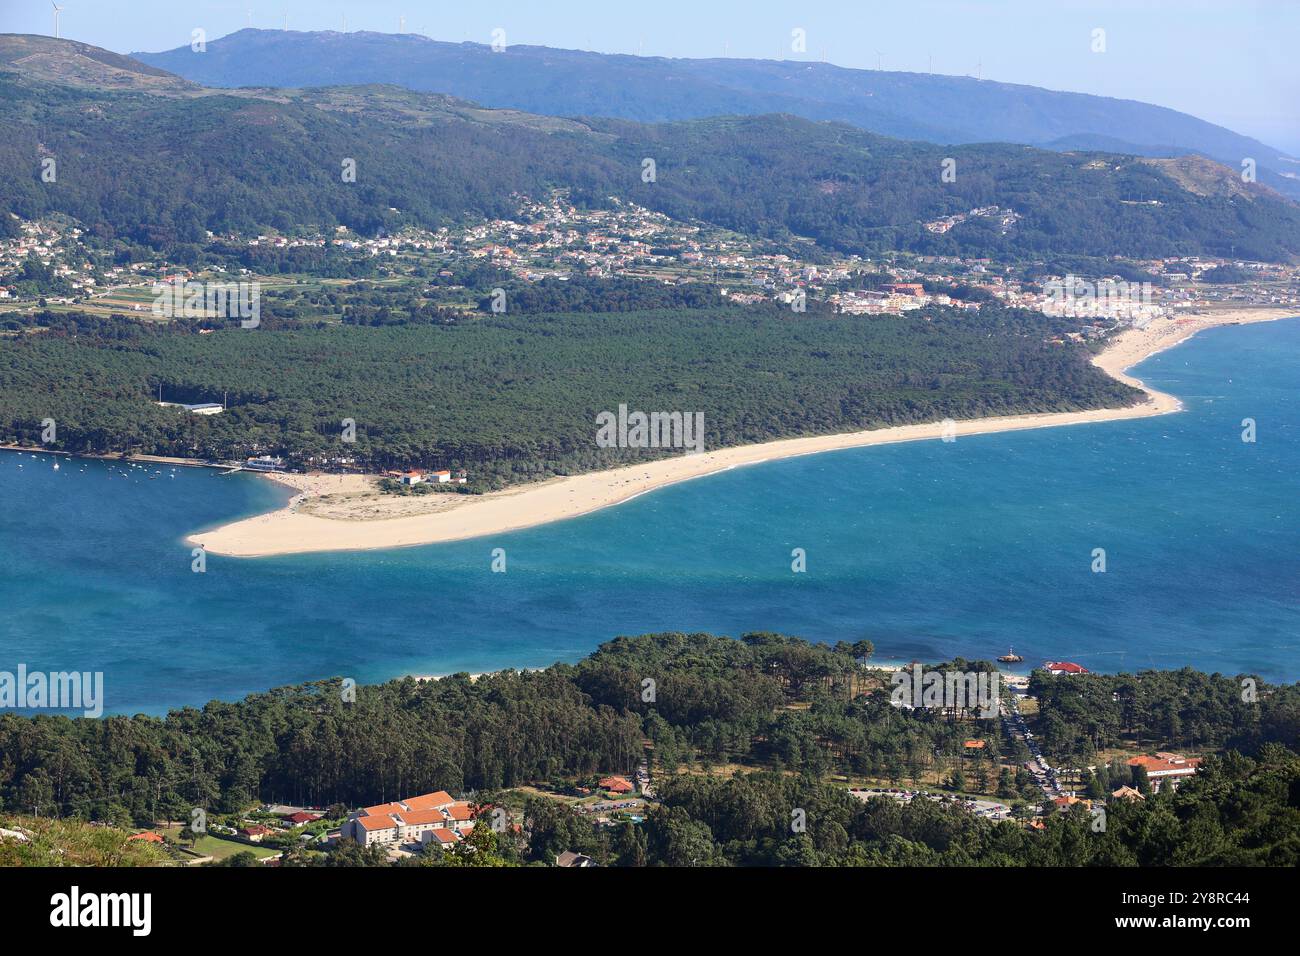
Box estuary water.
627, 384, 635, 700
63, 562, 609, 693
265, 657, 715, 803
2, 317, 1297, 714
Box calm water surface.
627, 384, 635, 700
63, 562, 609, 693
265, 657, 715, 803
2, 318, 1297, 714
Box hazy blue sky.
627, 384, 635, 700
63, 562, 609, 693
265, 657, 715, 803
4, 0, 1297, 151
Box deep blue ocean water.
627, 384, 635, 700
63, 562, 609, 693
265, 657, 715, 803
2, 317, 1297, 715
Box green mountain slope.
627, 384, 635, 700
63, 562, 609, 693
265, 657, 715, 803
2, 35, 1298, 261
130, 28, 1300, 201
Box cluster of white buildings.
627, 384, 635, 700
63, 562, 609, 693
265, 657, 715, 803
343, 791, 478, 848
924, 205, 1021, 235
434, 192, 866, 302
0, 217, 95, 299
390, 468, 467, 486
6, 202, 1297, 328
834, 281, 979, 316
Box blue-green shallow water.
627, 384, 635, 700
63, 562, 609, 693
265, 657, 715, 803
2, 318, 1298, 715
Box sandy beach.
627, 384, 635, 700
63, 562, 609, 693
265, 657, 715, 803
188, 307, 1297, 557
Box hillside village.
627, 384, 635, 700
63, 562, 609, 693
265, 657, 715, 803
4, 193, 1299, 332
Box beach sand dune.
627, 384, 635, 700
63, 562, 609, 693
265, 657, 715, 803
188, 307, 1295, 558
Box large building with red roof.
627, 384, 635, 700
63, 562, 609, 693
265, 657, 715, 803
1043, 661, 1089, 675
1127, 753, 1201, 792
343, 791, 477, 848
599, 775, 635, 794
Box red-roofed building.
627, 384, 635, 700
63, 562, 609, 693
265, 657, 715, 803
128, 831, 164, 843
599, 775, 635, 794
1051, 795, 1091, 812
345, 791, 475, 847
394, 809, 447, 827
239, 825, 271, 842
1128, 754, 1201, 792
402, 791, 455, 812
1043, 661, 1089, 675
355, 814, 399, 834
360, 801, 407, 818
283, 811, 322, 826
444, 803, 476, 824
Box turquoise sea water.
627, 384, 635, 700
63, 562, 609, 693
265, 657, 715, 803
2, 318, 1298, 715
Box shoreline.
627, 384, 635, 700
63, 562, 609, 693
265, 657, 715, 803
181, 307, 1295, 557
402, 659, 961, 683
0, 447, 230, 470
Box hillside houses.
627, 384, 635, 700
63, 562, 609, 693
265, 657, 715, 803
3, 195, 1296, 329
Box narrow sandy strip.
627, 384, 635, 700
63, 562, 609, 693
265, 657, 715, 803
188, 307, 1297, 557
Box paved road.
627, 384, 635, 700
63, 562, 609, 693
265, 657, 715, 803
1000, 697, 1061, 801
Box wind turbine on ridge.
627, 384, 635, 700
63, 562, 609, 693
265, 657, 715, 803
51, 1, 63, 40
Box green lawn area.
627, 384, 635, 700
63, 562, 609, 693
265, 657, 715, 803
192, 835, 280, 861
157, 825, 280, 861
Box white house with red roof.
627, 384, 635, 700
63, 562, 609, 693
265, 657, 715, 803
1043, 661, 1089, 675
1128, 753, 1201, 792
344, 791, 477, 848
598, 775, 635, 794
425, 828, 463, 848
238, 824, 272, 842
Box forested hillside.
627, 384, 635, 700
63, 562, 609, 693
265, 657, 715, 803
0, 305, 1139, 482
1029, 667, 1299, 764
4, 37, 1300, 262
1, 631, 1297, 866
131, 29, 1300, 201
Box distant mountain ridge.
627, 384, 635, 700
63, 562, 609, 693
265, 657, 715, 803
132, 29, 1300, 200
0, 31, 195, 92
4, 34, 1300, 263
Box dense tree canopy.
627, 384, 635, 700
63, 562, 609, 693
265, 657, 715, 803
0, 304, 1139, 484
1, 631, 1297, 866
3, 76, 1299, 262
